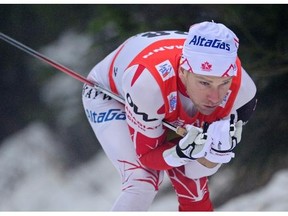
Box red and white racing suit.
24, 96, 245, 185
82, 31, 257, 211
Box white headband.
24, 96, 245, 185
181, 21, 239, 77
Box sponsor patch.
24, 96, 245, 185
126, 93, 157, 122
155, 60, 175, 81
125, 106, 162, 132
188, 35, 231, 51
85, 108, 126, 123
219, 89, 231, 108
167, 91, 177, 113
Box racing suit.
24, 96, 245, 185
82, 30, 257, 211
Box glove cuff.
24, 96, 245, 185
205, 149, 235, 164
185, 161, 222, 179
163, 146, 192, 167
176, 144, 197, 160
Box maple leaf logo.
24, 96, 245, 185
201, 61, 212, 71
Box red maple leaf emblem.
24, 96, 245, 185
201, 61, 212, 71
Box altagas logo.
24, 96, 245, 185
189, 35, 230, 51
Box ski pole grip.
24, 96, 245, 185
176, 126, 187, 137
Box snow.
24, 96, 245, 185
217, 170, 288, 211
40, 30, 93, 72
0, 122, 116, 211
0, 121, 288, 212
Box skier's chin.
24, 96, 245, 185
198, 105, 217, 115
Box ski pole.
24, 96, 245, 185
0, 32, 187, 137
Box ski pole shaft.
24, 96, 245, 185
0, 32, 124, 105
0, 32, 187, 137
0, 32, 94, 87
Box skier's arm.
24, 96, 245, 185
122, 65, 171, 169
122, 65, 220, 170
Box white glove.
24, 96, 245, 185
163, 123, 209, 167
205, 114, 243, 164
185, 161, 222, 179
176, 123, 210, 159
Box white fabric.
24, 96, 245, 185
205, 119, 235, 163
163, 124, 208, 167
111, 189, 158, 211
178, 124, 207, 158
163, 148, 193, 167
181, 21, 239, 77
82, 85, 164, 211
185, 161, 222, 179
234, 120, 243, 143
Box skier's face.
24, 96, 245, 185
179, 68, 233, 115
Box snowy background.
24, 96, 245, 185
1, 29, 288, 212
1, 120, 288, 211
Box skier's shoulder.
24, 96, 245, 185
128, 30, 188, 43
233, 67, 257, 110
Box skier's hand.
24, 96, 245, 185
176, 123, 210, 160
163, 123, 209, 167
205, 114, 243, 164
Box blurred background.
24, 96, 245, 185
0, 4, 288, 211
